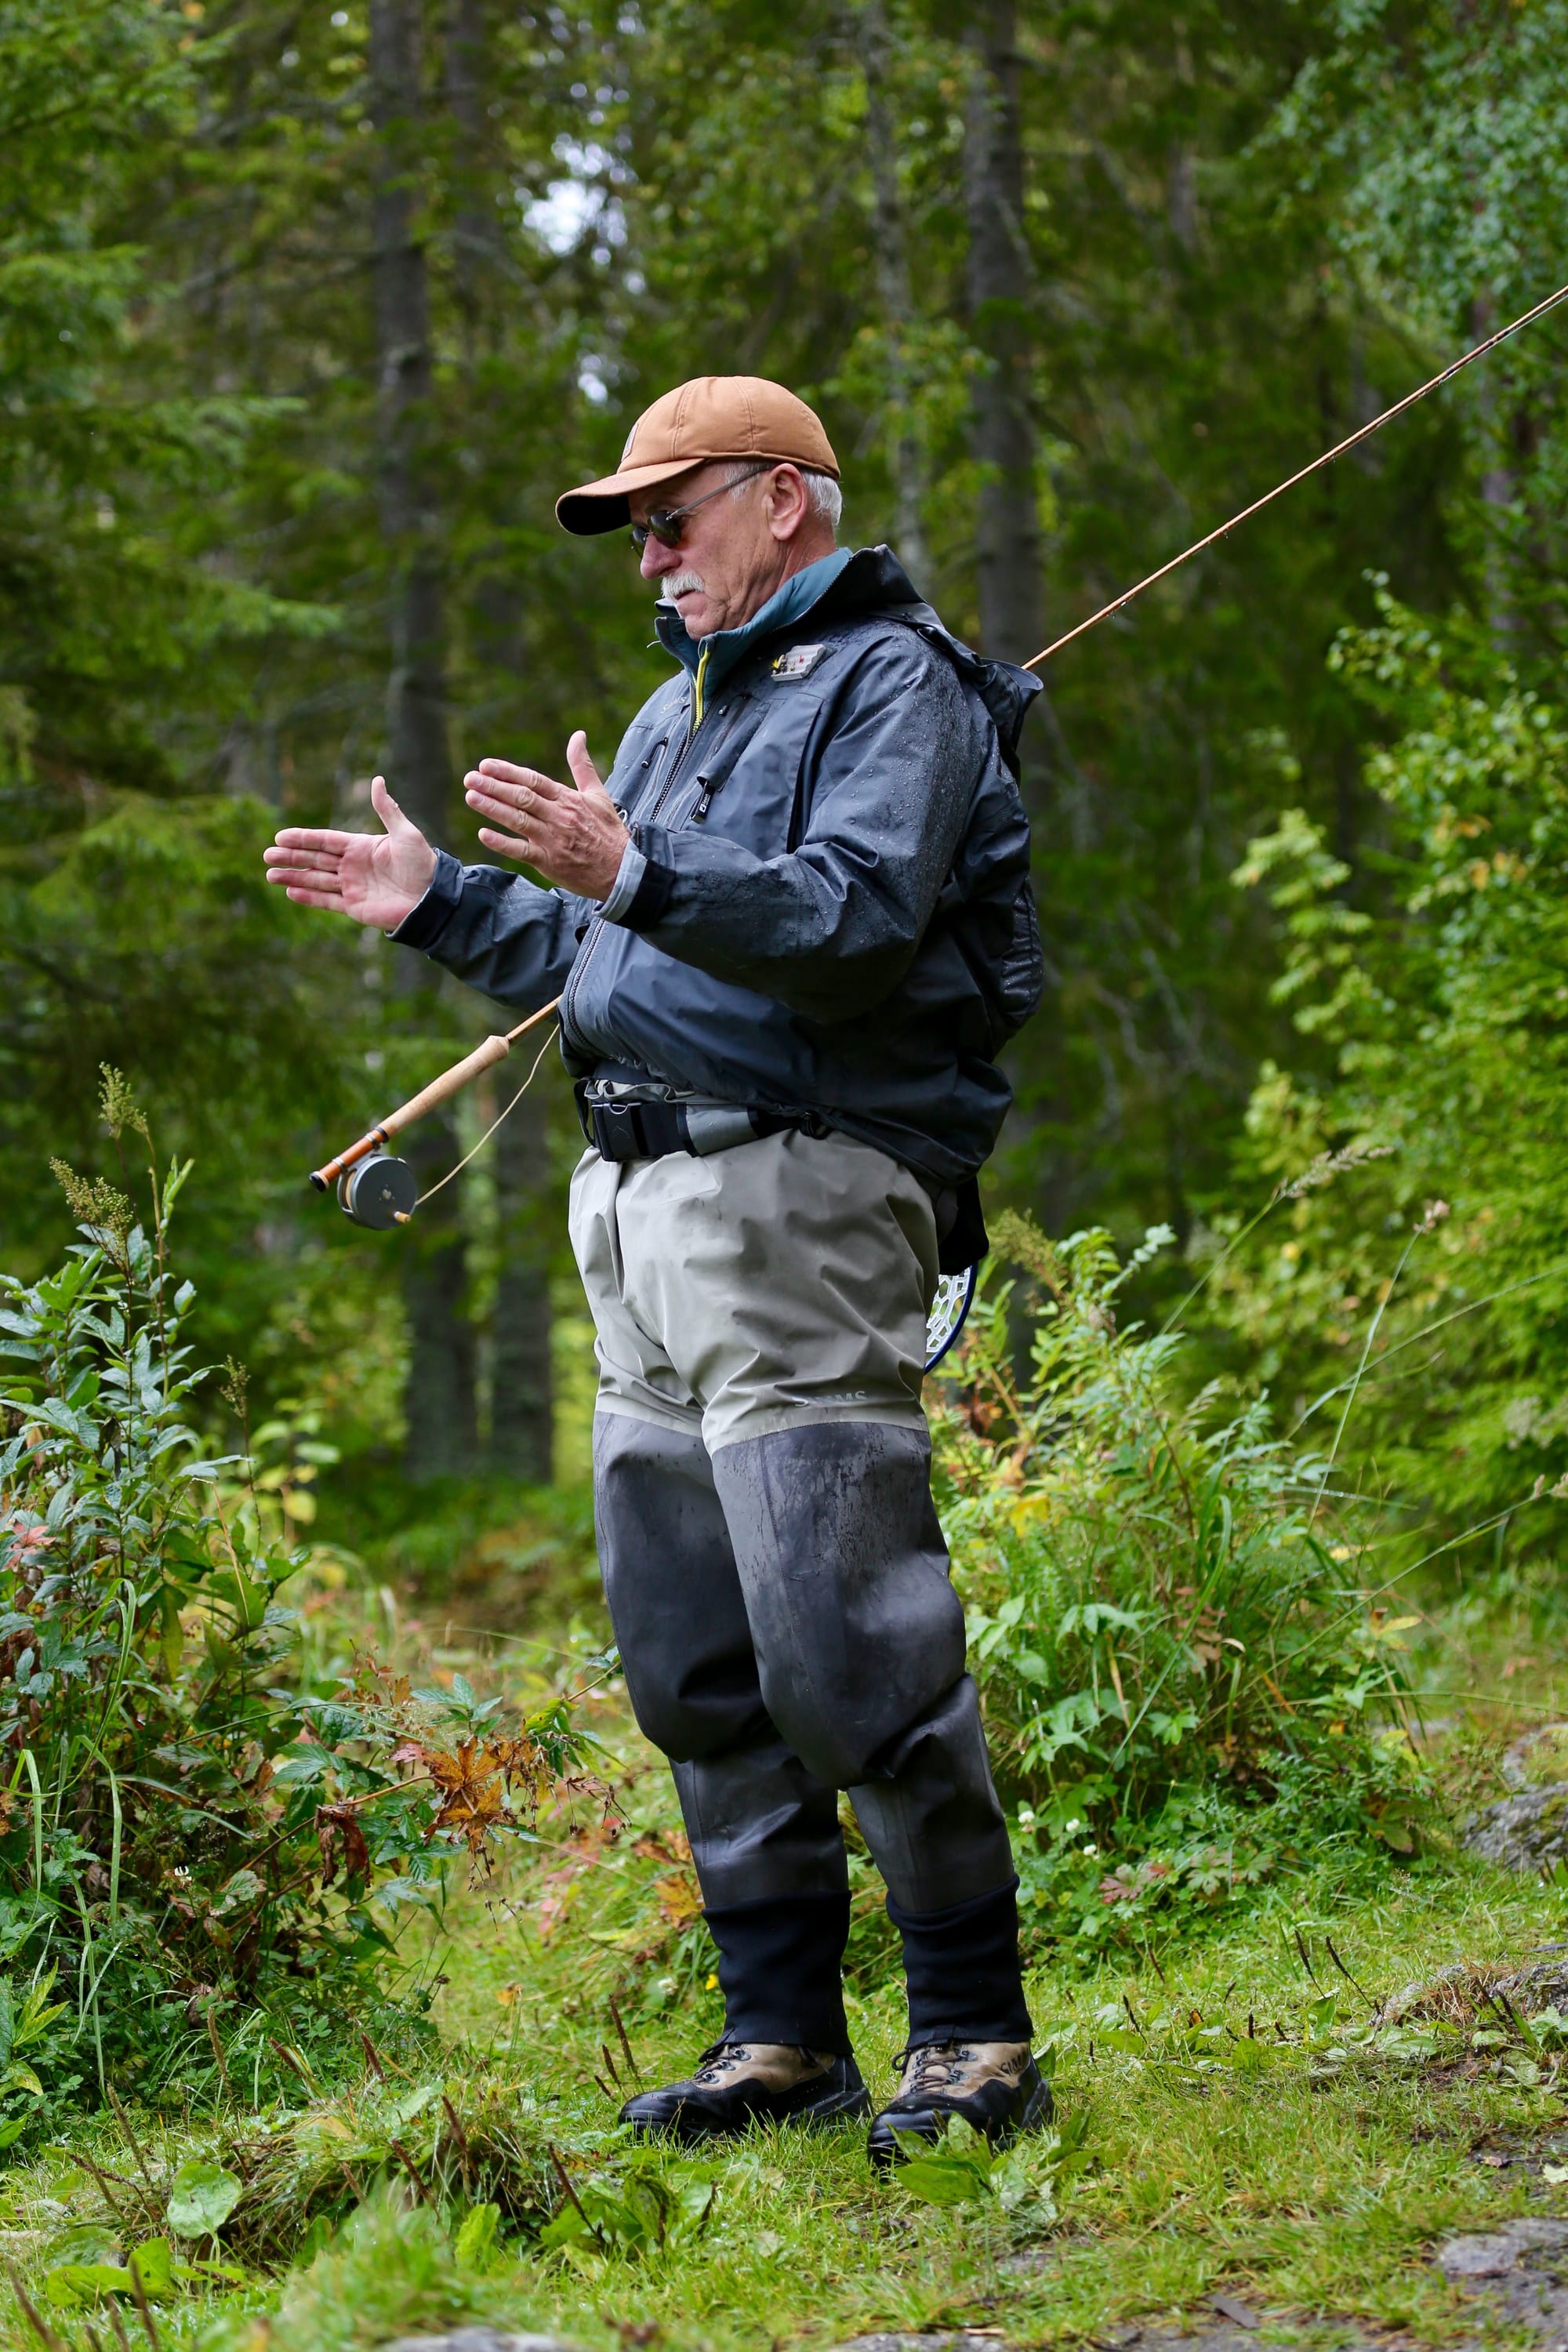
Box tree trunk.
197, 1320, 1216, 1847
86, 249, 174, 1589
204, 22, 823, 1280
445, 0, 501, 356
445, 0, 554, 1476
962, 0, 1042, 666
489, 1080, 554, 1482
372, 0, 448, 844
371, 0, 477, 1481
857, 0, 931, 588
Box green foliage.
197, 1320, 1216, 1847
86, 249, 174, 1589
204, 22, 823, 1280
1218, 588, 1568, 1573
43, 2230, 242, 2314
0, 1081, 591, 2116
1273, 0, 1568, 647
891, 2107, 1090, 2225
538, 2145, 717, 2262
1, 0, 328, 795
260, 2186, 498, 2352
26, 2056, 568, 2286
935, 1211, 1429, 1950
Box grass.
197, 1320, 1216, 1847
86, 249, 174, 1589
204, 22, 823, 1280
3, 1690, 1568, 2352
400, 1838, 1568, 2350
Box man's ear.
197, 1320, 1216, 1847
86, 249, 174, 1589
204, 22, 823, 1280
764, 463, 811, 543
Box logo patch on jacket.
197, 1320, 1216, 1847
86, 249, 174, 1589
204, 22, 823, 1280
771, 643, 828, 681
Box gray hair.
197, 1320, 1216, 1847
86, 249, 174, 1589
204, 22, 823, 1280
724, 459, 842, 538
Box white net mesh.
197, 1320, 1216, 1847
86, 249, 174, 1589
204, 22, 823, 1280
924, 1264, 978, 1374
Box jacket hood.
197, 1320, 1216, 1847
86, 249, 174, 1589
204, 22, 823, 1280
811, 546, 1043, 774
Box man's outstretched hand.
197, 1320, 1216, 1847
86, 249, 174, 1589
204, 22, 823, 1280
263, 777, 437, 931
463, 731, 630, 902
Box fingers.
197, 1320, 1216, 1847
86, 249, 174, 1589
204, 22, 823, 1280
465, 781, 530, 834
476, 825, 533, 862
370, 774, 419, 834
468, 757, 572, 808
269, 827, 354, 855
565, 730, 606, 796
264, 845, 343, 877
277, 883, 349, 910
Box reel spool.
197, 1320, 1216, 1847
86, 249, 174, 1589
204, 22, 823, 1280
337, 1152, 417, 1230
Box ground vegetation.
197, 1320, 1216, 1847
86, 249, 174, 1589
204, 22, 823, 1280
3, 0, 1568, 2343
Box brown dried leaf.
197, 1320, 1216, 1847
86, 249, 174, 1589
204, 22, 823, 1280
317, 1801, 371, 1888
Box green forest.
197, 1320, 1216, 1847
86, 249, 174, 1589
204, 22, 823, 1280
8, 0, 1568, 2344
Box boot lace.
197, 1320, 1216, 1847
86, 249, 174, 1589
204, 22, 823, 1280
894, 2040, 975, 2096
691, 2038, 753, 2085
689, 2038, 821, 2086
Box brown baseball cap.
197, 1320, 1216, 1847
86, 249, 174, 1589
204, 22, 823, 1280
556, 375, 840, 535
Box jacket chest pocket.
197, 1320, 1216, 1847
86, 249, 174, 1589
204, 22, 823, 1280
606, 687, 688, 819
688, 686, 826, 855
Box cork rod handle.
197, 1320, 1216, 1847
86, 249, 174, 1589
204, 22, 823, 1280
308, 996, 561, 1191
379, 1033, 511, 1139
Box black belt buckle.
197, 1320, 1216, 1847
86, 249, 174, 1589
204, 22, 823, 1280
591, 1099, 644, 1162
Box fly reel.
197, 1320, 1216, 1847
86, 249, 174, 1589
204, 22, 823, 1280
336, 1152, 417, 1229
309, 999, 562, 1225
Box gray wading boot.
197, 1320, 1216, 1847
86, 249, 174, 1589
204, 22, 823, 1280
619, 2040, 868, 2143
866, 2040, 1051, 2167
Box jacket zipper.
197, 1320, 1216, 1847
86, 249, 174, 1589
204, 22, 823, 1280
563, 681, 737, 1044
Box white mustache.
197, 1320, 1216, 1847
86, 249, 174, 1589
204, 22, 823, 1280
662, 571, 707, 599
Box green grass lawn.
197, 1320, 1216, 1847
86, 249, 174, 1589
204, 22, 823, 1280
7, 1698, 1568, 2352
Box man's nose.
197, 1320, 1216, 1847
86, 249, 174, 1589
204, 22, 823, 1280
640, 535, 680, 582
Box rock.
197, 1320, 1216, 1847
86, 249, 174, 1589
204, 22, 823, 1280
1502, 1726, 1568, 1790
1439, 2230, 1541, 2278
379, 2334, 584, 2352
1464, 1783, 1568, 1872
1085, 2325, 1346, 2352
1433, 2216, 1568, 2336
829, 2339, 1014, 2351
1381, 1950, 1568, 2027
1380, 1960, 1482, 2027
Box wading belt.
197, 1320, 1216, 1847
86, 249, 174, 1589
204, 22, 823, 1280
575, 1079, 988, 1279
575, 1081, 803, 1164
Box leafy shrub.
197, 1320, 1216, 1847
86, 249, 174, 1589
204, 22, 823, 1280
892, 2107, 1090, 2226
0, 1076, 592, 2118
1218, 586, 1568, 1571
933, 1211, 1429, 1951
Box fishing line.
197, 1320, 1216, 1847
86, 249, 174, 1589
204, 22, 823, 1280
1022, 277, 1568, 673
416, 1025, 558, 1208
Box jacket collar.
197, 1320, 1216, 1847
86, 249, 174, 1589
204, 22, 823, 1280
655, 543, 1043, 771
655, 548, 853, 693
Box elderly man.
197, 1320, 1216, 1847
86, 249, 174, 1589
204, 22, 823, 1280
265, 376, 1045, 2165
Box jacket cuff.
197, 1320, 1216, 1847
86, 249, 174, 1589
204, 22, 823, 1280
615, 824, 678, 933
599, 837, 649, 923
388, 848, 465, 949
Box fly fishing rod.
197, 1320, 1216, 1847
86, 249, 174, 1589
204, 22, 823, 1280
310, 996, 561, 1229
1022, 277, 1568, 673
306, 985, 975, 1370
303, 283, 1568, 1349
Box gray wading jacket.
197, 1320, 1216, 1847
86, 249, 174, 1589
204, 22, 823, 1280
392, 545, 1043, 1192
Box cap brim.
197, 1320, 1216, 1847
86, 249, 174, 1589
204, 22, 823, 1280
555, 458, 706, 536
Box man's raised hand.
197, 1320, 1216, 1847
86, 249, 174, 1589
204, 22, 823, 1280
463, 731, 630, 902
263, 777, 437, 932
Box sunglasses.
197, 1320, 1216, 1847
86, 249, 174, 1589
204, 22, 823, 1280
630, 463, 770, 550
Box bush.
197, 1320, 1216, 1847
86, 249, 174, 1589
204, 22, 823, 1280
933, 1211, 1430, 1952
0, 1075, 593, 2122
1217, 586, 1568, 1571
